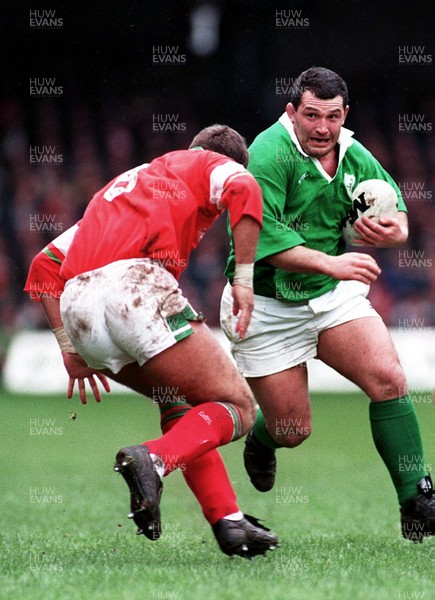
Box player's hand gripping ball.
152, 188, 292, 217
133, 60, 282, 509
342, 179, 399, 245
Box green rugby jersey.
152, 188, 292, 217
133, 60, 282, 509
225, 113, 407, 302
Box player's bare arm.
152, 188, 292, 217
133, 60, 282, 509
353, 212, 409, 247
230, 215, 261, 338
265, 245, 381, 284
41, 295, 111, 404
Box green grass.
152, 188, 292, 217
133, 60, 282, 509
0, 390, 433, 600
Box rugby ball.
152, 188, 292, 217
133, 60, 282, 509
341, 179, 399, 245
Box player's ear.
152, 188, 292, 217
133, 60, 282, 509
343, 105, 350, 122
286, 103, 296, 122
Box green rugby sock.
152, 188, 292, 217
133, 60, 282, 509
369, 395, 426, 506
252, 408, 283, 449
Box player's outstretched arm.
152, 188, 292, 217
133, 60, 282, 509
353, 213, 408, 247
266, 245, 381, 285
41, 295, 111, 404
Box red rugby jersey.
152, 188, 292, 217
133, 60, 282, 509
24, 148, 262, 300
61, 148, 262, 281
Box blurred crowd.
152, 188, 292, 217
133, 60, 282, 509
0, 92, 433, 369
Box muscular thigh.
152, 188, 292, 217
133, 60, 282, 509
107, 322, 255, 410
317, 317, 406, 400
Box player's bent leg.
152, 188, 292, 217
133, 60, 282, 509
160, 405, 279, 556
107, 375, 246, 525
248, 366, 312, 448
112, 323, 257, 541
159, 402, 240, 524
113, 321, 256, 432
109, 335, 278, 556
317, 317, 434, 542
108, 374, 279, 555
243, 366, 311, 492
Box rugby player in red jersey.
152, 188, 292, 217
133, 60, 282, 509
24, 124, 279, 558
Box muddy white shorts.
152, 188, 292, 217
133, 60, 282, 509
60, 258, 201, 373
220, 279, 380, 377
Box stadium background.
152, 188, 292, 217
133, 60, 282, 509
0, 0, 433, 376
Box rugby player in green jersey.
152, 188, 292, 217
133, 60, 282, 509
220, 66, 434, 543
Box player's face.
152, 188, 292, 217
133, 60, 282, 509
286, 91, 349, 159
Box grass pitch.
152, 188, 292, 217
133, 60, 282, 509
1, 389, 433, 600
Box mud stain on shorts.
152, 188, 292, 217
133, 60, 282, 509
160, 290, 187, 319
68, 315, 91, 343
121, 304, 130, 319
76, 273, 91, 284
123, 261, 155, 284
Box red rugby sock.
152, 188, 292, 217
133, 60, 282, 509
145, 402, 242, 476
161, 411, 239, 525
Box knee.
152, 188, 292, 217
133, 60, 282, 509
271, 417, 312, 448
368, 360, 407, 400
238, 394, 257, 437
224, 385, 256, 438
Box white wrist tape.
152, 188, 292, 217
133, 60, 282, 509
233, 263, 254, 288
53, 326, 76, 354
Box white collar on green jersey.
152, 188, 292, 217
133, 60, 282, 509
278, 112, 355, 182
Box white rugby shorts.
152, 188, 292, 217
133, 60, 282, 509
220, 279, 380, 377
60, 258, 200, 373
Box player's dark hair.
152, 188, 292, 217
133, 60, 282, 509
290, 67, 349, 109
189, 124, 249, 167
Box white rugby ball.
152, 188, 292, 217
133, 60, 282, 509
342, 179, 399, 245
